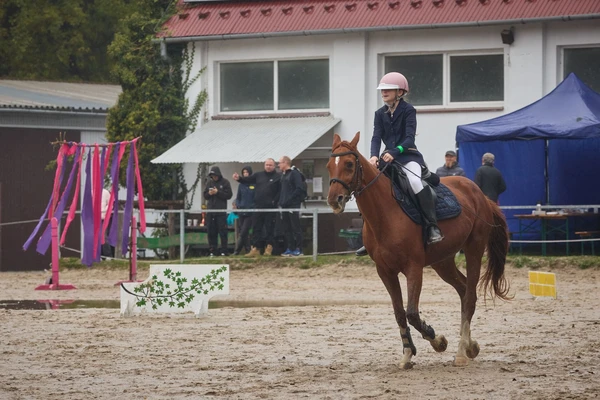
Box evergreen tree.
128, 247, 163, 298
106, 1, 206, 202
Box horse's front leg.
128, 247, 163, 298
376, 266, 416, 370
405, 268, 448, 354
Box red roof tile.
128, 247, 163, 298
161, 0, 600, 39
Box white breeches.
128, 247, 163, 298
404, 161, 424, 194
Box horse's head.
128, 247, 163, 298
326, 132, 362, 214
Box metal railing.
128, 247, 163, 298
3, 204, 600, 261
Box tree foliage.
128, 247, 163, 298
106, 1, 206, 202
0, 0, 137, 82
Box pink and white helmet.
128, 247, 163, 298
377, 72, 409, 93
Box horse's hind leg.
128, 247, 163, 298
404, 268, 448, 354
454, 247, 484, 366
431, 256, 477, 366
376, 266, 416, 370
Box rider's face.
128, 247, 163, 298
381, 89, 399, 104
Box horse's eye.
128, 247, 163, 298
345, 161, 354, 169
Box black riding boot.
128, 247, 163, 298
416, 188, 444, 244
355, 246, 368, 256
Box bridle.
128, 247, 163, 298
329, 145, 389, 199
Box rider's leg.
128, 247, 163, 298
404, 162, 444, 244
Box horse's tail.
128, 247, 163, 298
479, 200, 512, 301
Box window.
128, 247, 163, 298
220, 59, 329, 112
385, 53, 504, 106
385, 55, 443, 106
564, 47, 600, 93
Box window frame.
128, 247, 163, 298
560, 45, 600, 90
217, 57, 331, 115
384, 50, 505, 110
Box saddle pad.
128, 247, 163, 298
392, 183, 461, 225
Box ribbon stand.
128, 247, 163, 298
35, 218, 76, 290
114, 215, 143, 286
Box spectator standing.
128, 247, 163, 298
436, 150, 466, 177
203, 166, 233, 256
233, 158, 281, 256
100, 187, 114, 258
278, 156, 306, 257
232, 166, 255, 255
474, 153, 506, 204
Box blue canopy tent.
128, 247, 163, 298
456, 73, 600, 242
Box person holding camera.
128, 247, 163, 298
203, 166, 233, 256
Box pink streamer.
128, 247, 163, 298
49, 144, 67, 219
92, 145, 102, 257
132, 139, 146, 233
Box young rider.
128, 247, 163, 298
356, 72, 443, 256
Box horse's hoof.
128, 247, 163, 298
400, 361, 415, 370
466, 341, 480, 359
431, 335, 448, 353
453, 356, 469, 367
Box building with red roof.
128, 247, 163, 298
154, 0, 600, 216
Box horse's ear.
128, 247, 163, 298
350, 132, 360, 148
332, 133, 342, 149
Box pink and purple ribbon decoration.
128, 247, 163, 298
24, 138, 145, 267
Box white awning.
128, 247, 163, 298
151, 115, 340, 164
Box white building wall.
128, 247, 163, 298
179, 19, 599, 210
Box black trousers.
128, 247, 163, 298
207, 213, 228, 253
252, 211, 276, 249
235, 214, 254, 252
281, 210, 302, 251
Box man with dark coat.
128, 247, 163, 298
278, 155, 306, 257
203, 166, 233, 256
232, 166, 255, 255
233, 158, 281, 256
475, 153, 506, 204
436, 150, 466, 177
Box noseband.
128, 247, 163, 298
329, 147, 388, 198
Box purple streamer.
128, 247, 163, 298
81, 150, 95, 267
23, 195, 53, 251
121, 145, 135, 256
107, 143, 121, 246
35, 146, 82, 255
23, 151, 69, 251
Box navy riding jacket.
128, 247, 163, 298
370, 99, 425, 166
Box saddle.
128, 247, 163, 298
384, 162, 462, 225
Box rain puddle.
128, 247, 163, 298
0, 299, 386, 311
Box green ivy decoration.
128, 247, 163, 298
132, 266, 227, 310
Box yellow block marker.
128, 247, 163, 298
528, 271, 557, 299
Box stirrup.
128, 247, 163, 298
355, 246, 368, 256
427, 227, 444, 244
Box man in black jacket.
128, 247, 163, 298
203, 166, 233, 256
436, 150, 466, 177
233, 158, 281, 256
278, 155, 306, 257
474, 153, 506, 204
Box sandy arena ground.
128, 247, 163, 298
1, 260, 599, 400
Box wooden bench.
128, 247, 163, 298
574, 231, 600, 255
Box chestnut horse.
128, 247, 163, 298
327, 132, 510, 368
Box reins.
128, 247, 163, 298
329, 146, 389, 199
